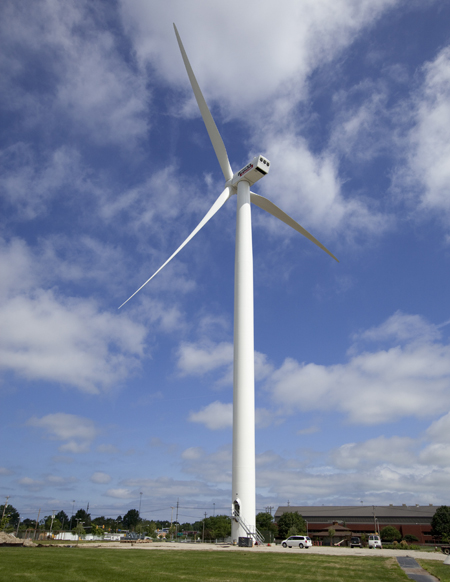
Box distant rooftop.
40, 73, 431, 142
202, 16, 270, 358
274, 505, 437, 523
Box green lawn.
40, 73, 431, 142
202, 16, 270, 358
0, 547, 410, 581
419, 559, 450, 582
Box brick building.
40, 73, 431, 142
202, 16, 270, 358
274, 505, 437, 544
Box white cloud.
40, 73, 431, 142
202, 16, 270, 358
0, 0, 148, 146
188, 401, 275, 430
188, 401, 232, 430
257, 131, 391, 241
181, 447, 203, 461
176, 340, 273, 385
27, 413, 98, 453
425, 411, 450, 444
122, 476, 226, 499
105, 488, 135, 499
0, 145, 84, 220
0, 238, 147, 393
90, 472, 112, 484
97, 444, 120, 454
267, 312, 450, 424
27, 413, 98, 441
355, 310, 441, 345
177, 342, 233, 376
18, 473, 76, 492
179, 446, 232, 485
120, 0, 400, 117
330, 436, 416, 470
0, 467, 13, 475
18, 477, 44, 491
394, 45, 450, 224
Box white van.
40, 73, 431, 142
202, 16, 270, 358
368, 534, 382, 549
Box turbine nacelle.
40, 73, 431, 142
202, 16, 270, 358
227, 155, 271, 191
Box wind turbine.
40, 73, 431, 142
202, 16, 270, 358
120, 24, 338, 543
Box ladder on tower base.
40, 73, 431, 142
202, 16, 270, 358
232, 512, 265, 545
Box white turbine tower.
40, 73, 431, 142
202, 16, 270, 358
120, 24, 338, 543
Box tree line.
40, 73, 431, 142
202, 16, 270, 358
5, 504, 448, 542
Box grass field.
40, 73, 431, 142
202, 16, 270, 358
0, 547, 412, 581
419, 559, 450, 582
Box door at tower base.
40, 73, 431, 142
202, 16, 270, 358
238, 537, 253, 547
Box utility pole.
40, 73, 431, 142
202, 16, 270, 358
71, 500, 75, 528
1, 496, 10, 521
372, 506, 377, 534
202, 512, 206, 543
265, 506, 274, 516
213, 503, 215, 517
50, 511, 55, 536
34, 509, 41, 541
139, 492, 142, 516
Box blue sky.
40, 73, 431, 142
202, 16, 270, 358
1, 0, 450, 525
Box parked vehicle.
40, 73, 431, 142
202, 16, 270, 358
368, 534, 382, 549
281, 535, 312, 549
441, 545, 450, 555
350, 536, 362, 548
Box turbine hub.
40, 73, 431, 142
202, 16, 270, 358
227, 155, 270, 190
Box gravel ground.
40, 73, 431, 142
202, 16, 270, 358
80, 541, 448, 562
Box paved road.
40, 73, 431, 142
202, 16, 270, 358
86, 541, 448, 562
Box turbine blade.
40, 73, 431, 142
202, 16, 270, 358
119, 187, 233, 309
173, 23, 233, 182
250, 192, 339, 262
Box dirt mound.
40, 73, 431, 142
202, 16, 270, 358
0, 532, 36, 546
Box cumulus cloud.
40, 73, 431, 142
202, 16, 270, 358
330, 436, 416, 470
355, 310, 442, 345
105, 488, 135, 499
90, 472, 112, 484
18, 474, 77, 492
0, 238, 147, 393
122, 475, 227, 499
188, 401, 232, 430
394, 45, 450, 224
176, 340, 272, 386
267, 312, 450, 424
120, 0, 400, 117
179, 447, 232, 485
27, 413, 99, 453
188, 401, 276, 430
257, 131, 391, 241
177, 342, 233, 377
0, 0, 148, 146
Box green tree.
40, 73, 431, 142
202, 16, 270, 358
256, 512, 274, 530
90, 524, 105, 537
380, 525, 402, 542
43, 515, 61, 531
277, 512, 307, 539
203, 515, 231, 540
20, 518, 35, 530
73, 509, 91, 529
55, 511, 68, 529
431, 506, 450, 542
0, 504, 20, 530
72, 522, 86, 536
123, 509, 141, 531
256, 512, 278, 542
328, 527, 336, 545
